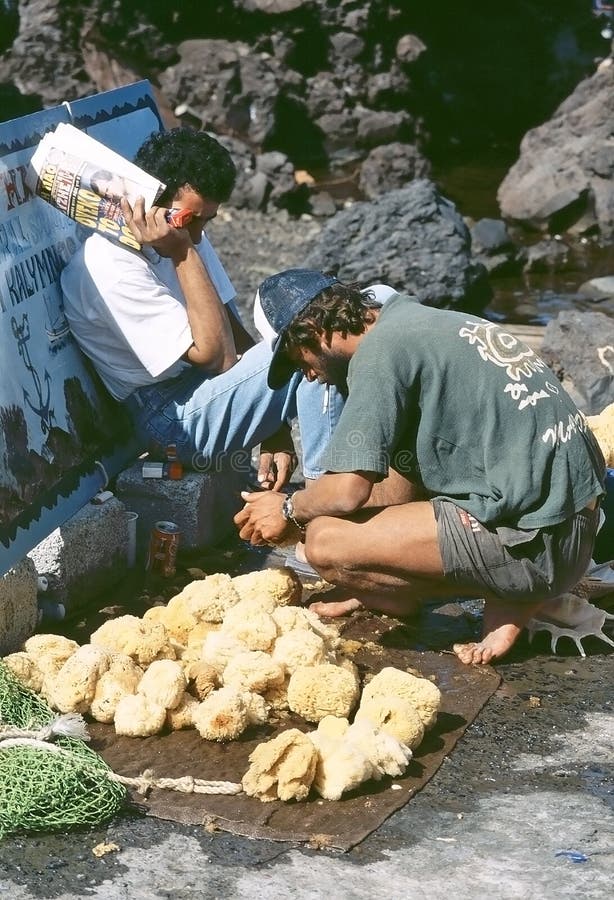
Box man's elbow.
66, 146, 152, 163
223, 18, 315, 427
184, 344, 237, 372
333, 475, 374, 515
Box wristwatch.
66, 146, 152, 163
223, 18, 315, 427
281, 494, 306, 533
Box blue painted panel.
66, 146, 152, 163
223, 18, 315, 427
0, 81, 163, 575
68, 81, 164, 160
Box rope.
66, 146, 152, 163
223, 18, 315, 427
0, 712, 90, 743
0, 737, 242, 796
108, 769, 243, 796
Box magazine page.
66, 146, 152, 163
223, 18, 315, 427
52, 123, 163, 192
28, 123, 165, 250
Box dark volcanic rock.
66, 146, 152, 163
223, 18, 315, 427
304, 179, 491, 313
541, 309, 614, 414
469, 218, 519, 276
497, 62, 614, 240
0, 0, 612, 248
358, 142, 431, 200
159, 39, 294, 147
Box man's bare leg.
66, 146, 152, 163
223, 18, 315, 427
303, 501, 444, 618
303, 502, 546, 664
308, 587, 423, 619
291, 541, 361, 616
452, 597, 546, 665
297, 542, 423, 617
304, 470, 428, 618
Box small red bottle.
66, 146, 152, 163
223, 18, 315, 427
165, 443, 183, 480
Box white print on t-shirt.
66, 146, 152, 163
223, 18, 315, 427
541, 411, 589, 448
459, 320, 556, 411
459, 321, 547, 381
503, 379, 560, 410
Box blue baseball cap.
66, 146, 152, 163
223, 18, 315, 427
257, 268, 338, 388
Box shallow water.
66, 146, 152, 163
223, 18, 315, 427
485, 242, 614, 324
435, 156, 614, 324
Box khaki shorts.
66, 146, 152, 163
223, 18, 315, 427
432, 498, 601, 603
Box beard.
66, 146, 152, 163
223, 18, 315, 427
320, 350, 350, 394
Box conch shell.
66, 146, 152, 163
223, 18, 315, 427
527, 593, 614, 657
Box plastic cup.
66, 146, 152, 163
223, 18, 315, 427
126, 511, 139, 568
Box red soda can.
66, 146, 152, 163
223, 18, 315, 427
147, 520, 181, 576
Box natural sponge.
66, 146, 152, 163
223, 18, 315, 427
2, 652, 44, 693
308, 728, 374, 801
137, 659, 186, 710
23, 633, 79, 682
222, 650, 285, 694
90, 615, 171, 666
179, 573, 241, 623
143, 596, 198, 645
354, 695, 425, 749
192, 687, 249, 742
586, 401, 614, 467
361, 667, 442, 730
89, 653, 143, 723
272, 629, 327, 673
242, 728, 318, 802
219, 601, 278, 652
287, 663, 359, 723
232, 566, 302, 610
114, 693, 167, 737
46, 644, 112, 714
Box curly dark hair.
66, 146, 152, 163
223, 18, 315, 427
134, 127, 237, 204
283, 282, 380, 355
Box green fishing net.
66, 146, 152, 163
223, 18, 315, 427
0, 661, 126, 839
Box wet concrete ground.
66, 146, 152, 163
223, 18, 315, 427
1, 549, 613, 900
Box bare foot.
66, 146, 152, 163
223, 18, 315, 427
453, 623, 523, 665
453, 596, 545, 665
308, 586, 422, 620
309, 596, 363, 618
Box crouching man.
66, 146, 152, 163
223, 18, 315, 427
234, 269, 605, 665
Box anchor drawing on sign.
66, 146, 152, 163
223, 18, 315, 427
11, 313, 55, 434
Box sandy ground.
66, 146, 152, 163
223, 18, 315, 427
207, 206, 324, 333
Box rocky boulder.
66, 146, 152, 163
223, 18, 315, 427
497, 61, 614, 240
304, 179, 491, 313
0, 1, 431, 199
469, 218, 519, 276
358, 142, 431, 200
540, 309, 614, 414
159, 39, 296, 148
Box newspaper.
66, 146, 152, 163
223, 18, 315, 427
27, 123, 165, 250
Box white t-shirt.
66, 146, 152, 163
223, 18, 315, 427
61, 232, 235, 400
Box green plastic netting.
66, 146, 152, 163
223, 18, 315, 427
0, 661, 126, 839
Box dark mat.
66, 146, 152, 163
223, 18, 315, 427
89, 613, 500, 851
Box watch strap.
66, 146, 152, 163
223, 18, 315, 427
282, 495, 306, 533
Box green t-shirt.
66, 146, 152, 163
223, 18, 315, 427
320, 294, 605, 529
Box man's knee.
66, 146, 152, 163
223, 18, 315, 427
304, 517, 344, 573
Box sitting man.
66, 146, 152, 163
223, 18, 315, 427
61, 129, 334, 489
235, 269, 605, 665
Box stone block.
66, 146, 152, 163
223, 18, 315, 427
27, 497, 129, 613
114, 464, 244, 556
0, 557, 38, 655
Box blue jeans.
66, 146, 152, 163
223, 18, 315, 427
123, 341, 344, 478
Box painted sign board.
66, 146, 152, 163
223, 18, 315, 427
0, 81, 163, 576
